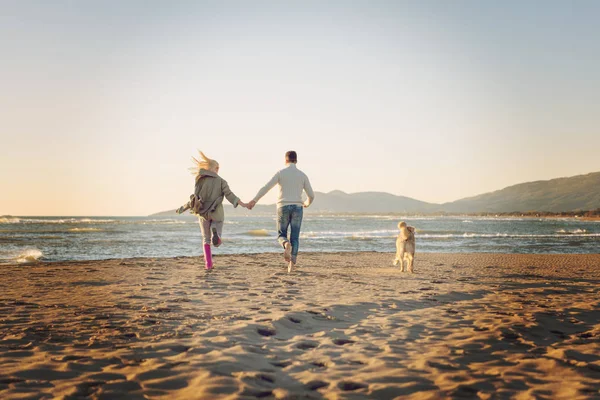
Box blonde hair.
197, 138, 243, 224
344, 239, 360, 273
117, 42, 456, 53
398, 221, 407, 229
190, 150, 219, 177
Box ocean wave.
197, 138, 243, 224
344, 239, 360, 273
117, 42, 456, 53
419, 233, 600, 239
15, 218, 117, 224
69, 228, 103, 232
347, 235, 375, 241
303, 229, 397, 238
9, 217, 194, 225
15, 249, 44, 264
142, 219, 187, 225
556, 229, 587, 234
0, 217, 21, 224
353, 215, 439, 221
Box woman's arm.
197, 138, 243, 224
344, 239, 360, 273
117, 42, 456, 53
221, 179, 240, 207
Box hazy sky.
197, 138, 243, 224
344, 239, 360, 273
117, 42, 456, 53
1, 1, 599, 216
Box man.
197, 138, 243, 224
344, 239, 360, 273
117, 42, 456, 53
249, 151, 315, 273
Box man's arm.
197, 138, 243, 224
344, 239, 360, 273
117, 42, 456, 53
303, 174, 315, 207
252, 172, 279, 204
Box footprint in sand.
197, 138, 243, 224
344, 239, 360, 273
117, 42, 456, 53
427, 360, 459, 370
69, 380, 105, 397
296, 341, 318, 350
306, 380, 329, 390
347, 360, 365, 365
270, 360, 291, 368
240, 388, 272, 397
332, 338, 355, 346
450, 385, 480, 397
500, 331, 521, 341
257, 327, 276, 337
311, 361, 328, 368
256, 373, 275, 384
338, 381, 368, 391
86, 372, 126, 381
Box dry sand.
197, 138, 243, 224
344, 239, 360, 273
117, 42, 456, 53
1, 252, 599, 399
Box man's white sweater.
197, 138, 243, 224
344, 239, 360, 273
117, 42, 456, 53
253, 163, 315, 208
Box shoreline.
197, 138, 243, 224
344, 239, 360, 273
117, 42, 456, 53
1, 253, 599, 399
7, 250, 600, 267
8, 251, 600, 268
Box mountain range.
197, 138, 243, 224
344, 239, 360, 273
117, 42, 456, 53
151, 171, 600, 216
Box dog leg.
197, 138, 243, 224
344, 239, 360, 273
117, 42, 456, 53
407, 254, 414, 273
399, 250, 405, 272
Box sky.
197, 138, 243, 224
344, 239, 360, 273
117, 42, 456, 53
1, 0, 599, 216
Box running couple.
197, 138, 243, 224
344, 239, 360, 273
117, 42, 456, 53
177, 150, 315, 273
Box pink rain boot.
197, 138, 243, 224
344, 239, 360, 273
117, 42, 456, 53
203, 244, 213, 270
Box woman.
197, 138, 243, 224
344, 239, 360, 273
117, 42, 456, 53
186, 151, 247, 270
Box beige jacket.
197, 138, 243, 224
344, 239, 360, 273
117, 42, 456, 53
194, 169, 239, 221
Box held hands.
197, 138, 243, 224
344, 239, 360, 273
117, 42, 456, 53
238, 200, 256, 210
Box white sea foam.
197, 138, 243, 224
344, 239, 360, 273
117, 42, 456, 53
15, 249, 44, 264
303, 229, 397, 237
143, 219, 187, 225
17, 218, 117, 224
0, 217, 20, 224
556, 228, 587, 234
348, 235, 375, 241
419, 232, 600, 239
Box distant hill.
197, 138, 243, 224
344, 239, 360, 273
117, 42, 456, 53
150, 191, 435, 217
309, 190, 437, 213
150, 172, 600, 216
442, 172, 600, 213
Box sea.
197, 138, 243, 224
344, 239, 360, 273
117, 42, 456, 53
1, 214, 599, 264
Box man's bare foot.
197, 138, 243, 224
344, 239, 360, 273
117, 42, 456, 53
283, 242, 292, 262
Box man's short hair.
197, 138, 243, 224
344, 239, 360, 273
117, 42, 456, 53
285, 151, 297, 163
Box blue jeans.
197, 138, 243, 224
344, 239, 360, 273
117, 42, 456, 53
277, 205, 303, 263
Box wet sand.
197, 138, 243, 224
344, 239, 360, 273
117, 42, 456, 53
1, 252, 599, 399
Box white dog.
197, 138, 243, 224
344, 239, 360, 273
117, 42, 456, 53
393, 221, 415, 272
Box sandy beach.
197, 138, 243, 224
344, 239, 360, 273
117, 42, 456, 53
1, 252, 599, 399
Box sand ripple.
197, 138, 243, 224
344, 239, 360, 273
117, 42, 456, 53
0, 253, 599, 399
